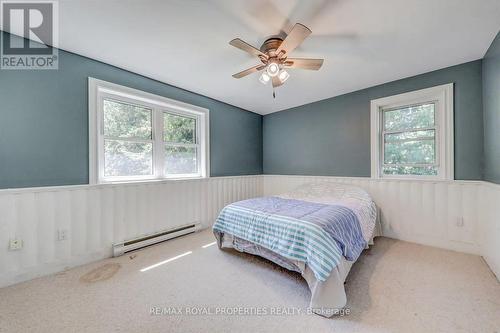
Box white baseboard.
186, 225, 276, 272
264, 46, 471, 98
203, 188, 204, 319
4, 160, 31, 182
0, 249, 110, 288
478, 181, 500, 280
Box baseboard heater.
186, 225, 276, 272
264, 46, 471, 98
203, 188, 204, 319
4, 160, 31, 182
112, 224, 198, 257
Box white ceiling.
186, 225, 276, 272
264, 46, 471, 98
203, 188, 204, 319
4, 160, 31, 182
13, 1, 500, 114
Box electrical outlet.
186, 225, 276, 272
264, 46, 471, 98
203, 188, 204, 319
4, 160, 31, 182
456, 217, 465, 227
57, 229, 68, 241
9, 239, 23, 251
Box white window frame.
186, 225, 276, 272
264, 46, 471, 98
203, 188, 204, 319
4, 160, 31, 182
370, 83, 454, 180
88, 78, 209, 184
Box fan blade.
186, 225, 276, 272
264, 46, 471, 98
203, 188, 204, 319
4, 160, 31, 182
232, 64, 266, 78
276, 23, 312, 56
229, 38, 268, 59
272, 76, 283, 88
284, 58, 324, 70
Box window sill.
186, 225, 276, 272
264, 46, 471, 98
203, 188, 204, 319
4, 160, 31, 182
371, 175, 452, 182
96, 176, 209, 186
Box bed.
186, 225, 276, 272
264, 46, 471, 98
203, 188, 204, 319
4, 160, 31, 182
212, 182, 379, 317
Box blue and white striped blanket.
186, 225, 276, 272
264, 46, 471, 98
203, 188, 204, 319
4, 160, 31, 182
213, 196, 367, 281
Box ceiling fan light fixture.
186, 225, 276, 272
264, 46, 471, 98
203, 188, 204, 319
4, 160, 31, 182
229, 23, 323, 96
266, 62, 280, 77
278, 69, 290, 83
259, 72, 271, 84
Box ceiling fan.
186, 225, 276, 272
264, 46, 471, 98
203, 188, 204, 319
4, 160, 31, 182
229, 23, 324, 97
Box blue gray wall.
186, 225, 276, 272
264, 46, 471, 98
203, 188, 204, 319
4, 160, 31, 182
483, 32, 500, 184
0, 32, 262, 189
1, 32, 497, 188
263, 60, 484, 180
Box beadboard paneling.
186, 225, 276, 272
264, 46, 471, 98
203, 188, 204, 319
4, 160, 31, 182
2, 174, 498, 288
0, 176, 262, 287
479, 182, 500, 279
263, 175, 484, 255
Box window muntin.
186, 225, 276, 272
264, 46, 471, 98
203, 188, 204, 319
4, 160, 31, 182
89, 78, 209, 184
381, 103, 438, 176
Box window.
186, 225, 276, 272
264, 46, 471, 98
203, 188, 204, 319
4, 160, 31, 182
163, 112, 199, 176
103, 99, 153, 178
370, 84, 454, 180
89, 78, 209, 184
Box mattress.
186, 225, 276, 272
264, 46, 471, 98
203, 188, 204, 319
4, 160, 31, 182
213, 182, 378, 316
213, 196, 367, 281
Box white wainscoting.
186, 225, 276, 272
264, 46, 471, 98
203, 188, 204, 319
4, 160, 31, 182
0, 175, 262, 287
479, 181, 500, 279
1, 174, 498, 288
263, 175, 485, 255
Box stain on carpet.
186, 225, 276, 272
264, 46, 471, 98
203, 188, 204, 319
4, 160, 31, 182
80, 263, 121, 283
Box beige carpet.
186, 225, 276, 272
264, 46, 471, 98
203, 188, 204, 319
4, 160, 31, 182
0, 230, 499, 333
